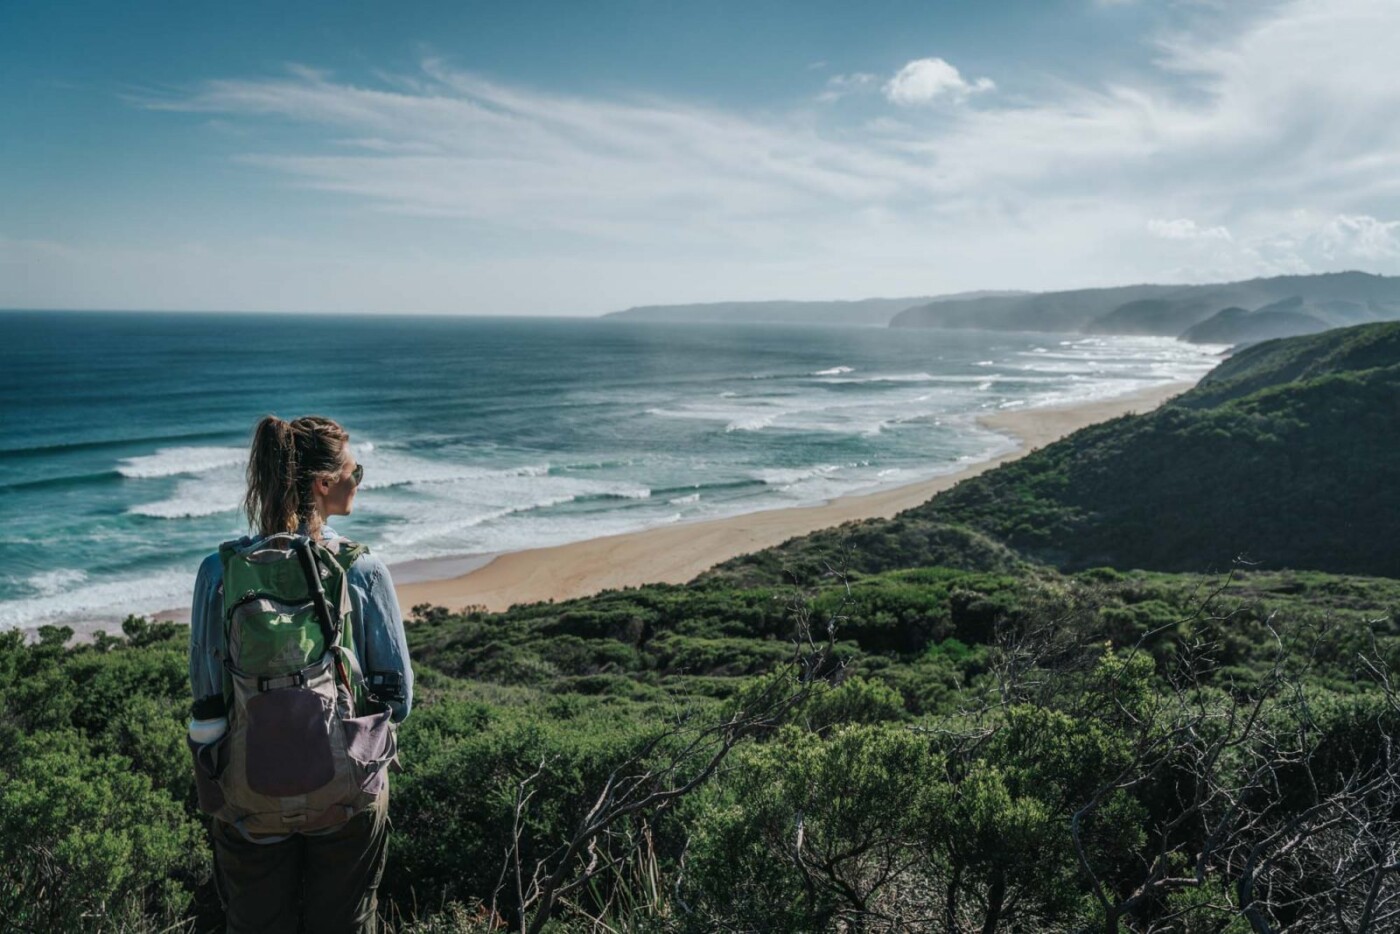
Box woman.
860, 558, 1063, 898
189, 415, 413, 934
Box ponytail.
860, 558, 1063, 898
244, 414, 350, 539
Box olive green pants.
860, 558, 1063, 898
210, 792, 390, 934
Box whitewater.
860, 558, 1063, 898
0, 312, 1225, 629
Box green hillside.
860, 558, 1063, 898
1182, 319, 1400, 407
719, 322, 1400, 581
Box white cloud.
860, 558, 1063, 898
1310, 213, 1400, 260
1148, 218, 1233, 241
1131, 211, 1400, 286
882, 58, 995, 107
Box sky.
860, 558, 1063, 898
3, 0, 1400, 316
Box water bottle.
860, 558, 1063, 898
188, 716, 228, 745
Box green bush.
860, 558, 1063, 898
0, 730, 207, 930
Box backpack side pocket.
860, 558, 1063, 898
340, 706, 397, 797
187, 732, 228, 815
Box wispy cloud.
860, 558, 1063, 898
817, 72, 877, 103
1148, 218, 1233, 242
146, 59, 931, 248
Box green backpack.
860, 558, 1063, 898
191, 532, 398, 836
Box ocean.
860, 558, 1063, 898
0, 311, 1224, 629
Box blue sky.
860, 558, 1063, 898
4, 0, 1400, 314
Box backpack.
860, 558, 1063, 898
189, 532, 399, 836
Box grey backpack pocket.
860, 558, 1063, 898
244, 689, 336, 797
341, 707, 397, 796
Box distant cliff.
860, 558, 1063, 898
1179, 295, 1376, 344
603, 291, 1025, 326
888, 271, 1400, 342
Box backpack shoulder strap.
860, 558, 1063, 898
216, 539, 242, 587
330, 538, 369, 572
295, 538, 341, 650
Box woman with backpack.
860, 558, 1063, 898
188, 415, 413, 934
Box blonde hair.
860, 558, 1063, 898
243, 415, 349, 539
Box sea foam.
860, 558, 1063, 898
128, 477, 244, 519
0, 567, 194, 630
117, 446, 246, 479
2, 320, 1231, 630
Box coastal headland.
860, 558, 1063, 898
395, 381, 1195, 614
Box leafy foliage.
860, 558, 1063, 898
6, 559, 1397, 931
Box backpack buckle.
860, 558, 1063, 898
258, 671, 306, 692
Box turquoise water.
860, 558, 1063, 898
0, 311, 1223, 628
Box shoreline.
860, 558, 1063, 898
26, 380, 1194, 641
393, 380, 1195, 615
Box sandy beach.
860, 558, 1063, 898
395, 380, 1195, 615
26, 380, 1193, 643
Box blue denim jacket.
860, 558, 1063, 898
189, 526, 414, 723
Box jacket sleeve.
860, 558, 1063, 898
189, 552, 225, 714
349, 555, 414, 723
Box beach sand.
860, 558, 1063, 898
28, 380, 1192, 643
395, 380, 1195, 615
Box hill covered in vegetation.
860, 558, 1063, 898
717, 322, 1400, 584
8, 561, 1398, 932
